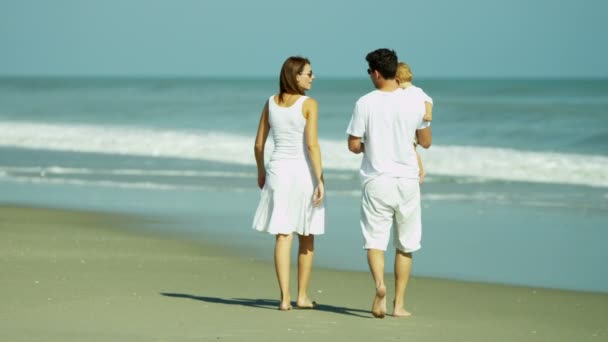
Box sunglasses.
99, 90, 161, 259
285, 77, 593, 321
367, 68, 373, 75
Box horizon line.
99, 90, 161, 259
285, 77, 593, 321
1, 74, 607, 81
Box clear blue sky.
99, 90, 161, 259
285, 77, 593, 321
1, 0, 606, 78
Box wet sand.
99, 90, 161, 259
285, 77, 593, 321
1, 205, 606, 341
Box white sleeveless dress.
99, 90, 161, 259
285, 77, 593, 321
252, 95, 325, 235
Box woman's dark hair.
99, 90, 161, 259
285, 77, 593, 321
279, 56, 310, 104
366, 48, 398, 79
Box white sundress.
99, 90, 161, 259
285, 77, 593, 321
252, 95, 325, 235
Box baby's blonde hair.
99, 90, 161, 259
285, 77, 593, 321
396, 62, 413, 83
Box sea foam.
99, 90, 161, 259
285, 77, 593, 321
1, 121, 607, 188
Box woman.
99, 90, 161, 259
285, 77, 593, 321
252, 56, 325, 311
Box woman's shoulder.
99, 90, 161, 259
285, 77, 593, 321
302, 96, 318, 107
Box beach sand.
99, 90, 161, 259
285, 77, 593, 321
1, 206, 606, 342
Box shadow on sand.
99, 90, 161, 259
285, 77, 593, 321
161, 292, 371, 318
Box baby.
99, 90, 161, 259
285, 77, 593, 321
396, 62, 433, 184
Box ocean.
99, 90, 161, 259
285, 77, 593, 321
1, 77, 607, 292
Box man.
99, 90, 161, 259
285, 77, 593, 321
346, 48, 432, 318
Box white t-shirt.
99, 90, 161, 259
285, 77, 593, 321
346, 86, 432, 184
407, 85, 433, 107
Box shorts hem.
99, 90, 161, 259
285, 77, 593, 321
395, 244, 421, 253
363, 244, 388, 251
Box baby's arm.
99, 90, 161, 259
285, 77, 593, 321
423, 101, 433, 121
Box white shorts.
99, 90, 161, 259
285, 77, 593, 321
360, 176, 421, 253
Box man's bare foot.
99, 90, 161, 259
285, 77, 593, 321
371, 286, 387, 318
392, 300, 412, 317
392, 307, 412, 317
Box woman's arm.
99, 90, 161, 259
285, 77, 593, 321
303, 98, 324, 206
254, 101, 270, 189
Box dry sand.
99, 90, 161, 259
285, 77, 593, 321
1, 205, 606, 341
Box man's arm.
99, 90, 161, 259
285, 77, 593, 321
348, 135, 365, 154
415, 146, 426, 184
416, 127, 432, 149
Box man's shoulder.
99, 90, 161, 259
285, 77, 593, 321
356, 90, 379, 104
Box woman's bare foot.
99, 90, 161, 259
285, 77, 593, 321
278, 295, 292, 311
371, 286, 387, 318
278, 301, 292, 311
296, 296, 316, 309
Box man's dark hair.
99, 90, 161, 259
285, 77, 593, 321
366, 48, 398, 79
